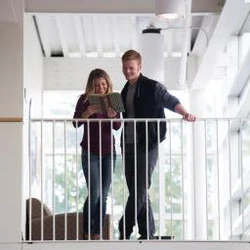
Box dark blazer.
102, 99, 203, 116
121, 73, 180, 151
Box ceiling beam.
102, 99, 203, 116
55, 15, 69, 57
93, 16, 102, 57
74, 16, 86, 57
112, 16, 120, 57
34, 15, 51, 57
190, 0, 250, 90
25, 0, 223, 14
191, 15, 220, 59
229, 47, 250, 97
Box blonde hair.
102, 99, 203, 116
121, 49, 142, 65
85, 68, 113, 97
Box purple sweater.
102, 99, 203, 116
73, 94, 121, 155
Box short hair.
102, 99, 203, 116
121, 49, 142, 65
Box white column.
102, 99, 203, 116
188, 89, 207, 240
137, 32, 164, 84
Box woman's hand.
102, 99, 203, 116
107, 107, 117, 118
82, 105, 100, 118
88, 105, 100, 115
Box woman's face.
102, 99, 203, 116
94, 77, 108, 94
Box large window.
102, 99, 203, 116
30, 91, 84, 213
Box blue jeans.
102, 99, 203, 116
81, 149, 116, 235
118, 143, 158, 239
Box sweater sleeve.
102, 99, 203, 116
154, 82, 181, 112
112, 112, 122, 130
72, 94, 87, 128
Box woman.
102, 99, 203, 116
73, 68, 121, 240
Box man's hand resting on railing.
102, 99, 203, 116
174, 103, 196, 122
183, 113, 196, 122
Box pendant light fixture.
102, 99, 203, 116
155, 0, 185, 20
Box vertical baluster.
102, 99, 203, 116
28, 119, 32, 241
228, 119, 233, 238
215, 119, 221, 239
75, 120, 79, 241
146, 119, 149, 240
169, 121, 173, 238
64, 120, 67, 240
99, 119, 103, 240
157, 119, 161, 240
239, 119, 244, 236
52, 120, 55, 240
110, 119, 114, 240
87, 119, 91, 240
204, 120, 208, 240
181, 119, 185, 240
134, 119, 138, 239
122, 119, 126, 240
192, 121, 196, 240
41, 120, 44, 241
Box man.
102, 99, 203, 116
118, 49, 196, 240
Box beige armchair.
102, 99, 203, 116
26, 198, 111, 240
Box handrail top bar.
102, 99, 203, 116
0, 117, 23, 122
29, 117, 250, 122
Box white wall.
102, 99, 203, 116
43, 57, 182, 91
0, 2, 43, 248
23, 10, 44, 229
0, 0, 24, 245
23, 13, 43, 118
43, 57, 124, 91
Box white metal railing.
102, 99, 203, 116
24, 118, 250, 242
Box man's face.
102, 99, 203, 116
122, 59, 141, 84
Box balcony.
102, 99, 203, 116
21, 117, 250, 249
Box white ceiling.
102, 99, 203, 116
25, 0, 224, 59
33, 13, 206, 58
24, 0, 250, 92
